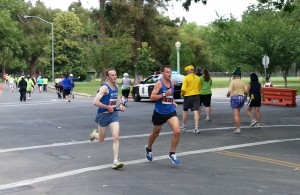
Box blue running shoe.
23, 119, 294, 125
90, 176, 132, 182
169, 154, 179, 165
145, 145, 153, 161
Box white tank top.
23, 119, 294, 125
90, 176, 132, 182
122, 78, 131, 89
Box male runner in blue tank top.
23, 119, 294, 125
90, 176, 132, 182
145, 65, 181, 165
89, 68, 125, 169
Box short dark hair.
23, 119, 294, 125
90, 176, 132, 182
160, 65, 171, 72
105, 68, 116, 76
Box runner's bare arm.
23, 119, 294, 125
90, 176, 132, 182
93, 85, 113, 112
150, 81, 163, 101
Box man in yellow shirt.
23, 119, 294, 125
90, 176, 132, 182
180, 65, 201, 133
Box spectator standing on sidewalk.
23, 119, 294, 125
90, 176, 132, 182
180, 65, 201, 133
246, 73, 262, 128
199, 69, 212, 121
145, 65, 181, 165
89, 68, 125, 169
226, 66, 247, 134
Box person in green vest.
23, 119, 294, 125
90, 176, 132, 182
199, 69, 213, 121
26, 75, 34, 100
42, 77, 48, 92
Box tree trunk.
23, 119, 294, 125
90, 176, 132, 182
99, 0, 106, 35
133, 22, 142, 84
98, 0, 107, 84
29, 56, 39, 77
283, 70, 288, 88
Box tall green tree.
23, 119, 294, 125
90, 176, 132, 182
53, 12, 84, 74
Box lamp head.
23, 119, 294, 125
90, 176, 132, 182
175, 41, 181, 49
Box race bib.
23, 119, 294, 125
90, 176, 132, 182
109, 98, 117, 107
162, 96, 173, 104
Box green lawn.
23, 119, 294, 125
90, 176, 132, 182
74, 77, 300, 96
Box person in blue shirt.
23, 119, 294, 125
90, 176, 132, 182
89, 68, 125, 169
61, 73, 73, 102
145, 65, 181, 165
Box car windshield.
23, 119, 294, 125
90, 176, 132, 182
157, 74, 184, 83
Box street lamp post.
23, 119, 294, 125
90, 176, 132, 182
175, 41, 181, 74
24, 15, 54, 85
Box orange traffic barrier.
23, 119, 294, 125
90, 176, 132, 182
261, 87, 297, 107
0, 85, 2, 94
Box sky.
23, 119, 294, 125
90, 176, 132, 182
28, 0, 258, 26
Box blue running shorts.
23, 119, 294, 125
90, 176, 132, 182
230, 95, 245, 109
95, 112, 119, 127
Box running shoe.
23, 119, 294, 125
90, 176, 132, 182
112, 161, 124, 169
89, 129, 98, 141
168, 153, 180, 165
205, 117, 210, 121
249, 119, 258, 127
255, 123, 261, 128
194, 128, 200, 134
145, 145, 153, 161
180, 125, 186, 132
234, 128, 241, 134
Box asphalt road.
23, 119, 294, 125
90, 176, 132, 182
0, 83, 299, 195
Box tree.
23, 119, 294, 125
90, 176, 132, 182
0, 0, 26, 74
53, 12, 84, 74
208, 4, 300, 85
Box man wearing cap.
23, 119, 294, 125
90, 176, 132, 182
180, 65, 201, 133
226, 66, 248, 134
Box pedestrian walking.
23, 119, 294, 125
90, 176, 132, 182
8, 75, 14, 92
61, 74, 73, 102
246, 73, 262, 128
89, 68, 125, 169
26, 75, 34, 100
121, 72, 132, 107
145, 65, 181, 165
37, 76, 43, 93
180, 65, 201, 133
199, 69, 212, 121
18, 76, 27, 102
69, 74, 75, 99
42, 77, 48, 92
226, 66, 247, 134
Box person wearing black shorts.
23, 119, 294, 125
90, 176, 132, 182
246, 73, 262, 128
180, 65, 201, 133
145, 65, 181, 165
199, 69, 212, 121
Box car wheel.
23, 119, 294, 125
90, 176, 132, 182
132, 88, 141, 102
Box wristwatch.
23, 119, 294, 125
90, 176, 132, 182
162, 92, 166, 97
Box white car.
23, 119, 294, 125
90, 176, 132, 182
131, 74, 184, 102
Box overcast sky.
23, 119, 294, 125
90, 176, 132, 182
28, 0, 258, 25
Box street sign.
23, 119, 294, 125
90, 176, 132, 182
262, 55, 270, 68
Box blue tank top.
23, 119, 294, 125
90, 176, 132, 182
98, 83, 118, 113
154, 79, 175, 115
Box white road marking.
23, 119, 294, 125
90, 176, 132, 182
0, 100, 92, 107
0, 124, 299, 154
0, 137, 299, 191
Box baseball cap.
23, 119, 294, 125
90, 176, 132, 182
184, 65, 194, 72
